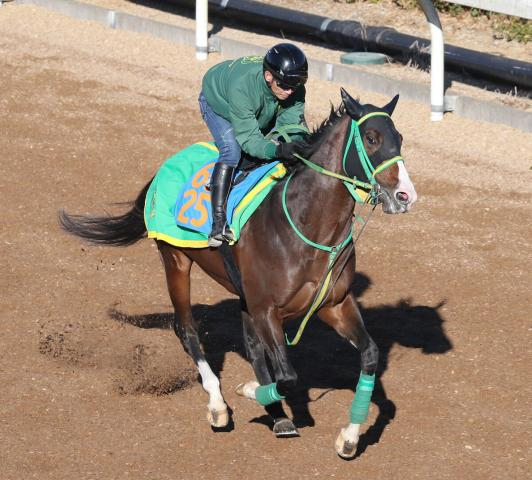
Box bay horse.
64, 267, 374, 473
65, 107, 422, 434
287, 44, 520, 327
59, 88, 417, 459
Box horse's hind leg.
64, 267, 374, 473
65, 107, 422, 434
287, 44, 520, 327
238, 310, 298, 437
157, 242, 229, 428
319, 293, 379, 459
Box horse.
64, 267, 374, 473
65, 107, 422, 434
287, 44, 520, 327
59, 88, 417, 459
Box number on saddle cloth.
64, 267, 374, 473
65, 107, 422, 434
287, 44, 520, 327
174, 160, 216, 235
174, 158, 281, 236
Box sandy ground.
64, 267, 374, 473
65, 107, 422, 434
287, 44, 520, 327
1, 3, 531, 479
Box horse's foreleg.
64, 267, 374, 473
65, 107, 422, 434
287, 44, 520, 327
158, 243, 229, 428
238, 310, 295, 435
258, 310, 300, 436
319, 294, 379, 459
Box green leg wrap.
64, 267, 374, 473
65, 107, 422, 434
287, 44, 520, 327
255, 382, 285, 406
350, 373, 375, 424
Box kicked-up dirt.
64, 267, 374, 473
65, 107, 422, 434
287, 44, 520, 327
1, 3, 531, 479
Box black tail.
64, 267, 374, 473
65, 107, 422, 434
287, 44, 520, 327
58, 178, 153, 247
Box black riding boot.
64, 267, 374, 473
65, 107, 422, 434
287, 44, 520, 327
208, 163, 236, 247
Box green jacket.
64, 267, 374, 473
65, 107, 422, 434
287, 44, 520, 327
202, 55, 306, 159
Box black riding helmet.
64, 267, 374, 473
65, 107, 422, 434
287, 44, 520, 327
263, 43, 308, 89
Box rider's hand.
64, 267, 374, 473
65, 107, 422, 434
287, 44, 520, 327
275, 142, 300, 160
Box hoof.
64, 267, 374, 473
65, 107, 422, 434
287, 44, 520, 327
207, 408, 229, 428
273, 418, 299, 438
235, 381, 259, 399
335, 431, 357, 459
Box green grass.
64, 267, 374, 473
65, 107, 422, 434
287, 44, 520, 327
492, 16, 531, 43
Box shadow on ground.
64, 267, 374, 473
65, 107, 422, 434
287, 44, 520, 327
109, 272, 452, 457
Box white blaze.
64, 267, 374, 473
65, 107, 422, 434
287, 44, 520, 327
396, 161, 417, 209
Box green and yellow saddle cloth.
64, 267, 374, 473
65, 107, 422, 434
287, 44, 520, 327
144, 142, 286, 247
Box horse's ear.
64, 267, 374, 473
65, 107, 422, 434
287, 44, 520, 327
341, 87, 364, 120
382, 94, 400, 116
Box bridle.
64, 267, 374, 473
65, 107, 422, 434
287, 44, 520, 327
290, 111, 404, 204
275, 111, 405, 345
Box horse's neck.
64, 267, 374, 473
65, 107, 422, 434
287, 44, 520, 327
282, 116, 354, 247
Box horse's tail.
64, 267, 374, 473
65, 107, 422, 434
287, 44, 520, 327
58, 178, 153, 247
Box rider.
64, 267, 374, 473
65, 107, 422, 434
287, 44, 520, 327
199, 43, 309, 247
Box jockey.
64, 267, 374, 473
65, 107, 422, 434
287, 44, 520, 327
199, 43, 308, 247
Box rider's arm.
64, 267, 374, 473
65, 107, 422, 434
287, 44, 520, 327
273, 86, 307, 142
227, 88, 277, 160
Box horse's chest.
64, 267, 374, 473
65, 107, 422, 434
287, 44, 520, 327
278, 254, 354, 317
280, 281, 321, 318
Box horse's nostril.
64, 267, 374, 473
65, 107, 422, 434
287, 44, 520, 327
396, 191, 409, 203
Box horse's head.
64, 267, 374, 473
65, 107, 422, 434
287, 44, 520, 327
340, 88, 417, 214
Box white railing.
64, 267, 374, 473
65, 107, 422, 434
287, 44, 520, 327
196, 0, 208, 60
417, 0, 531, 122
443, 0, 532, 20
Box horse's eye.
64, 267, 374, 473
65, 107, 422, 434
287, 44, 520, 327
366, 135, 376, 145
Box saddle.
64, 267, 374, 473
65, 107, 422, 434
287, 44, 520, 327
144, 142, 286, 248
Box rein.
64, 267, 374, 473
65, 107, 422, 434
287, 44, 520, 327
283, 190, 376, 346
282, 112, 401, 346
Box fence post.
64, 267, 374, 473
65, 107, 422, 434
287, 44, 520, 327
418, 0, 445, 121
196, 0, 208, 60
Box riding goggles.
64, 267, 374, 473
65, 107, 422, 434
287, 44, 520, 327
275, 75, 307, 91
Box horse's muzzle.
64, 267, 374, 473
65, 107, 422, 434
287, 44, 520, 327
377, 161, 417, 214
380, 188, 415, 214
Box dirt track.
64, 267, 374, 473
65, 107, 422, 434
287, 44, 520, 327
1, 4, 531, 479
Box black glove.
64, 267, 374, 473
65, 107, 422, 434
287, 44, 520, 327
275, 142, 300, 161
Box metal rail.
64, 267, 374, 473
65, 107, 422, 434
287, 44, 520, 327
422, 0, 531, 120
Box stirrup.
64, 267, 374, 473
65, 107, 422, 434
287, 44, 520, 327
208, 231, 224, 248
222, 225, 235, 243
208, 224, 234, 248
208, 221, 224, 247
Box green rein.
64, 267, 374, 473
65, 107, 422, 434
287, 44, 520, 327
282, 112, 403, 346
255, 114, 397, 414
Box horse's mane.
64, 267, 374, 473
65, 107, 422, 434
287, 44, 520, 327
282, 102, 346, 175
241, 103, 347, 176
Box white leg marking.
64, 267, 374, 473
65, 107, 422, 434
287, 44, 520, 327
343, 423, 361, 442
197, 360, 226, 413
235, 380, 259, 400
335, 423, 361, 459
